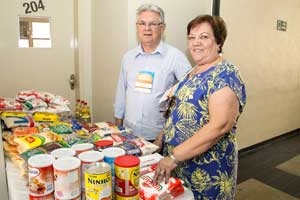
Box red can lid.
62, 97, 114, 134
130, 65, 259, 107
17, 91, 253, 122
115, 155, 140, 167
95, 140, 113, 148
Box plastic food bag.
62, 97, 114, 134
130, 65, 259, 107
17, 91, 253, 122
139, 171, 184, 200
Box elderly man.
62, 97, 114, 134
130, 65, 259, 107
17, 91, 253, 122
114, 3, 191, 141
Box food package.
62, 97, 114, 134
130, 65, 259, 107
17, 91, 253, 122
3, 141, 19, 161
12, 126, 38, 137
33, 112, 59, 123
0, 111, 34, 128
139, 153, 164, 169
117, 141, 143, 156
3, 140, 27, 176
129, 138, 159, 155
81, 122, 99, 133
0, 97, 23, 111
2, 130, 17, 146
140, 163, 158, 176
49, 122, 73, 134
16, 90, 70, 105
15, 90, 39, 102
94, 121, 127, 137
101, 134, 127, 146
139, 171, 185, 200
20, 142, 63, 161
14, 131, 62, 153
22, 99, 48, 111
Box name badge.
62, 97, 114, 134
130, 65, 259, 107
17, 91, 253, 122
134, 70, 155, 93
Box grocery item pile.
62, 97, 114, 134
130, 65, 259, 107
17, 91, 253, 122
1, 90, 192, 200
0, 90, 70, 113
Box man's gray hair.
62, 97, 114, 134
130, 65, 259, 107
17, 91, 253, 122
136, 3, 165, 23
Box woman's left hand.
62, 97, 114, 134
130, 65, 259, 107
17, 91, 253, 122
152, 156, 178, 184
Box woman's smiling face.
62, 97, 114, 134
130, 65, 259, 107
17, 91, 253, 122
188, 22, 220, 65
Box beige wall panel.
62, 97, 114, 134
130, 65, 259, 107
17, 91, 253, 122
127, 0, 212, 51
221, 0, 300, 149
92, 0, 128, 121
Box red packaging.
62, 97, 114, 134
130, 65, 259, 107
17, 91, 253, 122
139, 172, 184, 200
115, 155, 140, 197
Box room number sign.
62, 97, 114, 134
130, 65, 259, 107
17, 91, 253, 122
23, 0, 45, 14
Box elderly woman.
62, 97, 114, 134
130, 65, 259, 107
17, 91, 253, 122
153, 15, 246, 200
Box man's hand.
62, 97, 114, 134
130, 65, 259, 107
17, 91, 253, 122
115, 118, 123, 126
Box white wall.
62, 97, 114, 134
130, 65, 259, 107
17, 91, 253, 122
221, 0, 300, 149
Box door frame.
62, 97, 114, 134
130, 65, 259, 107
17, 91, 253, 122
77, 0, 93, 116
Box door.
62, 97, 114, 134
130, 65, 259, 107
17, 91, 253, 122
0, 0, 78, 109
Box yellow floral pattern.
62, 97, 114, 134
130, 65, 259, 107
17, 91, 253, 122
162, 60, 246, 200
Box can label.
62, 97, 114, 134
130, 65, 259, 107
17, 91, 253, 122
28, 165, 54, 196
115, 159, 140, 196
79, 150, 104, 191
115, 193, 139, 200
54, 168, 81, 199
29, 192, 54, 200
85, 163, 112, 200
55, 193, 81, 200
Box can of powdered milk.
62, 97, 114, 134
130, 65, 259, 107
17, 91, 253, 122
53, 156, 81, 199
78, 150, 104, 192
28, 154, 55, 197
114, 155, 140, 197
85, 162, 112, 200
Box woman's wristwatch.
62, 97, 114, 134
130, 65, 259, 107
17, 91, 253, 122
169, 151, 180, 165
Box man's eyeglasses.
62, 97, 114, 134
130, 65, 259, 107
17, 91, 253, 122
136, 21, 163, 28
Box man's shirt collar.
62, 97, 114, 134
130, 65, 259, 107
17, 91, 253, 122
134, 41, 166, 57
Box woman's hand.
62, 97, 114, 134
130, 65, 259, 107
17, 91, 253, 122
152, 156, 177, 184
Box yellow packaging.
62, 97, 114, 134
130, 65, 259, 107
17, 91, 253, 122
14, 132, 62, 153
114, 155, 140, 197
15, 135, 45, 152
85, 162, 112, 200
33, 112, 59, 122
0, 111, 27, 117
115, 193, 139, 200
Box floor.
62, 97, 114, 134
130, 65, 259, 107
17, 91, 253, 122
236, 129, 300, 200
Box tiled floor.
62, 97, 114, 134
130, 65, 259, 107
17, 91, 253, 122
236, 129, 300, 200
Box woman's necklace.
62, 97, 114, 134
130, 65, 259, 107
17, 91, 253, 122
189, 56, 223, 78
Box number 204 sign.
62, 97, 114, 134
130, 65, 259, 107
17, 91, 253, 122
23, 0, 45, 14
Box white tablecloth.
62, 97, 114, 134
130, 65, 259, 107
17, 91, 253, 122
5, 158, 28, 200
